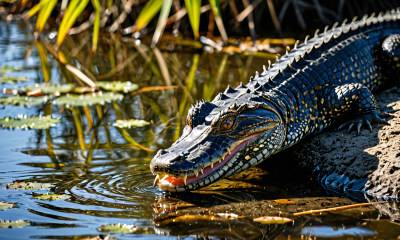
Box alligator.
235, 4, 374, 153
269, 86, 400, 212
150, 9, 400, 193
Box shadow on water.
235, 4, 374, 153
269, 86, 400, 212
0, 21, 399, 239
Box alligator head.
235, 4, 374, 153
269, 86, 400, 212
150, 88, 287, 192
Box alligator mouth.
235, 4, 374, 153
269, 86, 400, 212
154, 132, 262, 192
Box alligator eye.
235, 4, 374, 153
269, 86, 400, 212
187, 117, 192, 128
220, 117, 234, 131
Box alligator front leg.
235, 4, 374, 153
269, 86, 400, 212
321, 83, 389, 134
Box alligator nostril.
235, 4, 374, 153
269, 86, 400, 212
170, 155, 183, 164
159, 149, 168, 155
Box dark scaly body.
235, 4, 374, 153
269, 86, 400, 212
150, 10, 400, 193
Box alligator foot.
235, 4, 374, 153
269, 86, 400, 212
337, 112, 390, 135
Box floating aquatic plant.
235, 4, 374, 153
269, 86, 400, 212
113, 119, 150, 128
253, 216, 293, 224
24, 83, 74, 95
0, 75, 29, 84
97, 81, 139, 93
33, 193, 70, 200
7, 181, 55, 190
0, 220, 30, 229
53, 92, 123, 107
0, 65, 22, 73
98, 223, 141, 234
0, 96, 49, 107
0, 201, 15, 211
0, 115, 60, 130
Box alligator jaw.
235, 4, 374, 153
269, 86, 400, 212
157, 132, 262, 192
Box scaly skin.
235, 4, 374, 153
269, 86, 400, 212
150, 9, 400, 192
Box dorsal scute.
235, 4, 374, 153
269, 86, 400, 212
188, 100, 218, 127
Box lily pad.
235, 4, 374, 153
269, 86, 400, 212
113, 119, 150, 128
0, 75, 29, 84
33, 193, 70, 200
0, 115, 60, 130
0, 220, 30, 228
97, 81, 139, 93
7, 181, 55, 191
23, 83, 74, 95
0, 96, 49, 106
98, 223, 140, 234
0, 65, 22, 73
53, 92, 123, 107
0, 201, 15, 210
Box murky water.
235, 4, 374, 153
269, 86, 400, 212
0, 22, 399, 239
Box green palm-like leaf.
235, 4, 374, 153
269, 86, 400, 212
57, 0, 90, 46
135, 0, 163, 32
185, 0, 201, 39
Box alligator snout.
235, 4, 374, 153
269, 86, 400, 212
150, 149, 190, 175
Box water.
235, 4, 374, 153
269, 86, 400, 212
0, 22, 399, 239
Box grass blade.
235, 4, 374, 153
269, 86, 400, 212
209, 0, 227, 43
184, 0, 201, 39
91, 0, 101, 53
57, 0, 90, 46
36, 0, 57, 32
36, 40, 51, 82
151, 0, 173, 47
135, 0, 163, 32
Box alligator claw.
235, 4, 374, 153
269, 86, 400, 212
337, 112, 390, 135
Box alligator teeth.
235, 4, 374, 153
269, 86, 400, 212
153, 175, 160, 187
183, 175, 187, 185
227, 147, 231, 155
211, 163, 214, 169
195, 172, 199, 177
201, 169, 204, 174
219, 158, 222, 163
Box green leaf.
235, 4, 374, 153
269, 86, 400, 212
0, 116, 60, 130
135, 0, 163, 32
57, 0, 90, 46
7, 181, 55, 190
113, 119, 150, 128
0, 220, 30, 229
24, 83, 74, 95
0, 65, 22, 74
36, 0, 57, 32
53, 92, 123, 107
96, 81, 138, 93
151, 0, 173, 47
33, 193, 70, 200
209, 0, 228, 42
0, 75, 28, 84
0, 96, 49, 107
0, 201, 15, 211
98, 223, 141, 234
184, 0, 201, 38
91, 0, 101, 52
